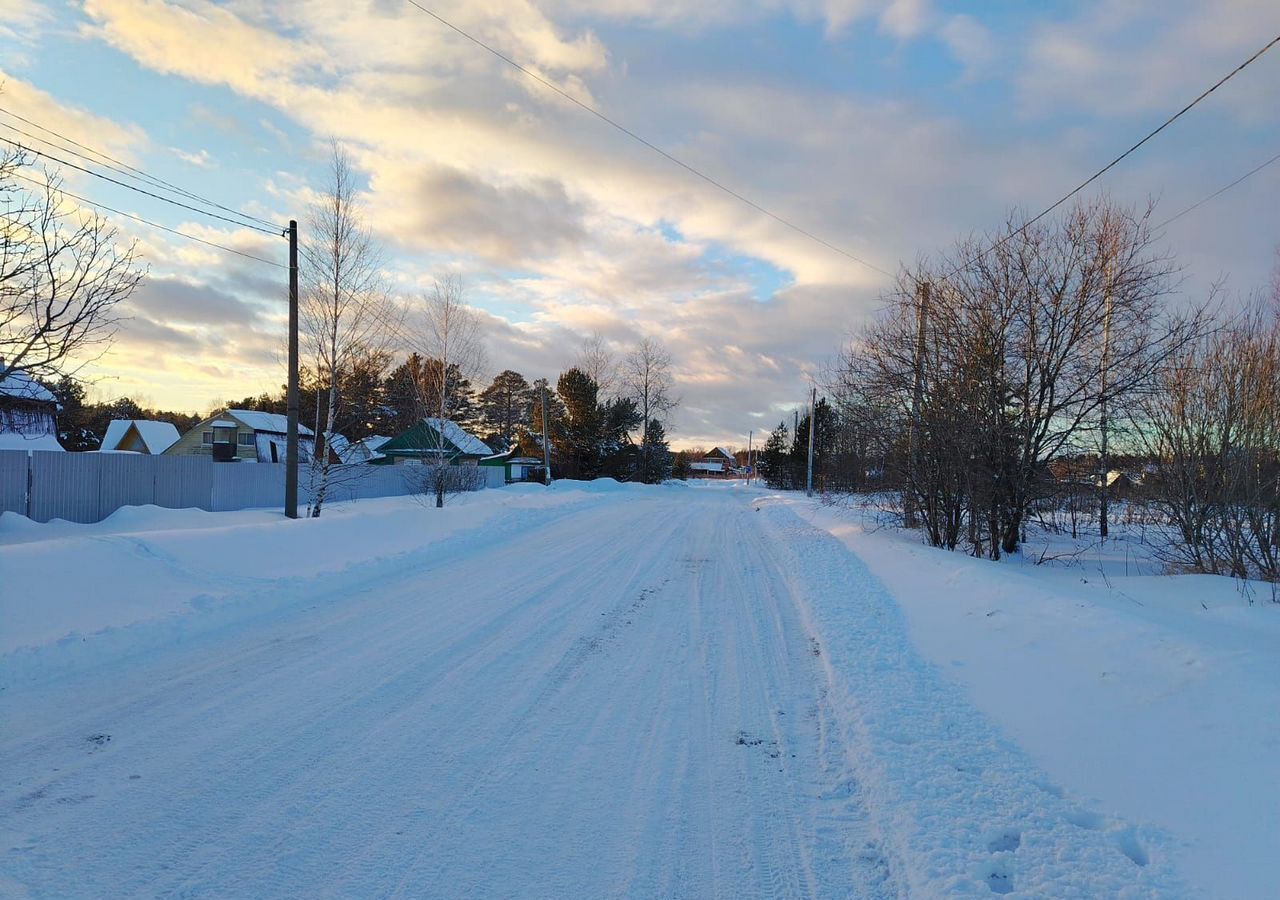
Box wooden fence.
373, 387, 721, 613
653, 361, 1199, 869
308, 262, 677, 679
0, 450, 503, 524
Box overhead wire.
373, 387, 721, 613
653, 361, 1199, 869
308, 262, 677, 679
8, 168, 287, 269
1155, 149, 1280, 230
401, 0, 894, 278
935, 32, 1280, 282
3, 137, 284, 236
0, 104, 282, 233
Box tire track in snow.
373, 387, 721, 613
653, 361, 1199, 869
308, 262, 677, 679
2, 487, 895, 898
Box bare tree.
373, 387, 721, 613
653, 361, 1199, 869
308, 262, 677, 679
577, 332, 618, 399
622, 336, 679, 483
299, 141, 393, 517
1, 146, 144, 384
409, 273, 488, 508
841, 197, 1201, 558
1138, 302, 1280, 582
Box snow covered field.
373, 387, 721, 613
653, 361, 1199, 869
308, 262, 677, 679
0, 482, 1270, 897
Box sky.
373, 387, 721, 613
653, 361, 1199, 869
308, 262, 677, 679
1, 0, 1278, 449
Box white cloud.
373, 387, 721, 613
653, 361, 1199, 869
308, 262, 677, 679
940, 14, 994, 79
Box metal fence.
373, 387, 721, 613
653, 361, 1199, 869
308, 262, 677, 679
0, 450, 504, 524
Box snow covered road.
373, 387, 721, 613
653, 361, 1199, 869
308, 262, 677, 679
1, 484, 1185, 897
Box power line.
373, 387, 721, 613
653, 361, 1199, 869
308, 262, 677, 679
0, 118, 281, 236
3, 137, 283, 237
0, 104, 282, 233
941, 32, 1280, 280
1155, 148, 1280, 230
9, 168, 287, 269
401, 0, 894, 278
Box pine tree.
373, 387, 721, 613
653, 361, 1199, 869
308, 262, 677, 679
639, 418, 672, 483
555, 367, 602, 479
760, 422, 791, 489
478, 370, 534, 450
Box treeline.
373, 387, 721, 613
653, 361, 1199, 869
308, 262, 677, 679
224, 336, 681, 485
51, 378, 202, 451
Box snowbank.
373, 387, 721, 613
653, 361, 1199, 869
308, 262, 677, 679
0, 487, 606, 680
783, 494, 1280, 899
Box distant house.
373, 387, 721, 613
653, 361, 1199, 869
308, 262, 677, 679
0, 367, 62, 452
165, 409, 317, 463
380, 418, 492, 466
480, 445, 543, 483
99, 419, 180, 455
341, 434, 392, 464
689, 446, 737, 478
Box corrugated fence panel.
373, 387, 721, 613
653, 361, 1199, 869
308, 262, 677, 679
211, 463, 287, 512
153, 455, 213, 510
8, 455, 495, 524
29, 451, 102, 523
0, 450, 28, 515
97, 453, 158, 514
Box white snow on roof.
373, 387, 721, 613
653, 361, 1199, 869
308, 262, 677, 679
424, 418, 492, 456
100, 420, 180, 454
0, 432, 63, 452
362, 435, 392, 451
226, 409, 314, 436
0, 370, 55, 404
324, 432, 352, 461
713, 447, 736, 461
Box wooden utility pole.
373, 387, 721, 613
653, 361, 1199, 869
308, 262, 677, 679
747, 430, 753, 485
904, 280, 930, 528
541, 382, 552, 485
285, 220, 299, 520
806, 385, 816, 497
1099, 264, 1113, 540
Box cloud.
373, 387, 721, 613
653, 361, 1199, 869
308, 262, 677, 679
940, 14, 994, 79
0, 70, 147, 162
27, 0, 1280, 443
877, 0, 930, 39
170, 146, 213, 168
1018, 0, 1280, 120
127, 276, 264, 327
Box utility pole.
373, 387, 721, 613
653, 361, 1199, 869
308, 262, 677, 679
285, 220, 299, 520
541, 382, 552, 486
806, 385, 816, 497
747, 430, 753, 485
1099, 263, 1113, 540
905, 280, 929, 528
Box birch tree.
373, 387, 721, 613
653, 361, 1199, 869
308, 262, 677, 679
622, 337, 678, 483
299, 141, 392, 517
411, 274, 488, 507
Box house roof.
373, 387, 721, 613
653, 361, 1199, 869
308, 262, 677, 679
0, 431, 63, 452
709, 447, 736, 461
427, 418, 492, 456
324, 432, 351, 460
0, 370, 56, 404
100, 419, 180, 454
382, 419, 492, 458
225, 409, 314, 436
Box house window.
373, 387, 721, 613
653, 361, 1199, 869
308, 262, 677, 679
202, 431, 213, 445
238, 432, 255, 446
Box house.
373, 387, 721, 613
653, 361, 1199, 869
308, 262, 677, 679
341, 434, 393, 464
99, 419, 180, 455
689, 446, 738, 478
165, 409, 317, 463
379, 418, 492, 466
0, 367, 63, 452
480, 445, 544, 483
